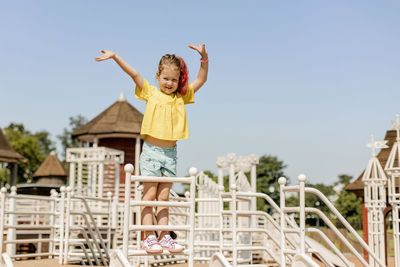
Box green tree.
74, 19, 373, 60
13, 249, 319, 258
34, 130, 56, 156
57, 115, 87, 160
256, 155, 288, 211
0, 164, 10, 185
3, 123, 55, 183
284, 182, 336, 226
334, 174, 362, 229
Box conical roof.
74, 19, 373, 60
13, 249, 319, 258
71, 94, 143, 142
0, 128, 26, 163
346, 129, 396, 194
33, 153, 67, 177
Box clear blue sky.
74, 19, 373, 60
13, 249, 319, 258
1, 1, 400, 186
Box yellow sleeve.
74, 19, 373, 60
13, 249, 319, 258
182, 83, 195, 104
135, 79, 153, 101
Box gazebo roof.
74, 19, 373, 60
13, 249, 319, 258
71, 93, 143, 142
0, 128, 26, 163
346, 129, 396, 194
33, 153, 67, 177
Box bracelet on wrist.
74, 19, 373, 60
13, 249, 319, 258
200, 58, 209, 63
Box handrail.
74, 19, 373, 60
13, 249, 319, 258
1, 253, 13, 267
305, 187, 386, 267
280, 175, 386, 267
68, 228, 99, 266
306, 228, 352, 267
72, 194, 111, 260
70, 211, 107, 265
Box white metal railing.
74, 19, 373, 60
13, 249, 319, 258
61, 186, 113, 265
0, 187, 58, 261
279, 175, 387, 267
122, 164, 197, 267
223, 185, 280, 266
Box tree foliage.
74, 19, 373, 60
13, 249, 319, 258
3, 123, 55, 184
256, 155, 288, 211
57, 115, 87, 160
285, 174, 363, 229
0, 165, 10, 185
334, 174, 362, 229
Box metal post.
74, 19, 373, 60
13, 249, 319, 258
112, 163, 120, 229
59, 186, 66, 265
218, 185, 224, 254
77, 162, 83, 195
6, 186, 16, 257
231, 184, 237, 267
63, 186, 72, 264
278, 177, 287, 267
188, 167, 197, 267
228, 154, 236, 189
69, 162, 75, 190
249, 155, 258, 230
49, 190, 58, 258
122, 164, 134, 257
0, 187, 7, 255
98, 163, 104, 198
107, 192, 113, 252
298, 174, 306, 255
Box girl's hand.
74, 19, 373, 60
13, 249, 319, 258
188, 44, 208, 60
95, 50, 116, 61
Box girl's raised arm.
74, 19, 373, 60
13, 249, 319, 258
188, 44, 208, 93
95, 50, 144, 89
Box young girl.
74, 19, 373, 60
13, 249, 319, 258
95, 44, 208, 253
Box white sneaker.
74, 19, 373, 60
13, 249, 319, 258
141, 235, 163, 253
159, 234, 184, 253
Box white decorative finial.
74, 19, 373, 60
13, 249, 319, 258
189, 167, 198, 176
227, 153, 237, 164
278, 177, 287, 185
366, 134, 388, 157
392, 114, 400, 141
248, 154, 259, 165
118, 91, 126, 102
124, 164, 134, 173
298, 174, 307, 183
216, 157, 226, 168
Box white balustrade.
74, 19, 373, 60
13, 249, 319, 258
279, 175, 386, 267
0, 187, 58, 261
122, 164, 197, 267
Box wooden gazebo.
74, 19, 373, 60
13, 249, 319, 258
71, 92, 144, 177
18, 153, 68, 195
0, 128, 26, 186
33, 153, 67, 185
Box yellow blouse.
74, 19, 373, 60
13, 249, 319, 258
135, 79, 194, 141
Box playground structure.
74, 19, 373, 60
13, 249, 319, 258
1, 116, 400, 266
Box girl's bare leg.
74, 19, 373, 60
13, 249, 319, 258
141, 182, 158, 238
155, 176, 172, 240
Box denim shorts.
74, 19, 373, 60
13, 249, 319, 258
139, 142, 177, 177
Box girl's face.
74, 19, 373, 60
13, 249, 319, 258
157, 65, 180, 94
